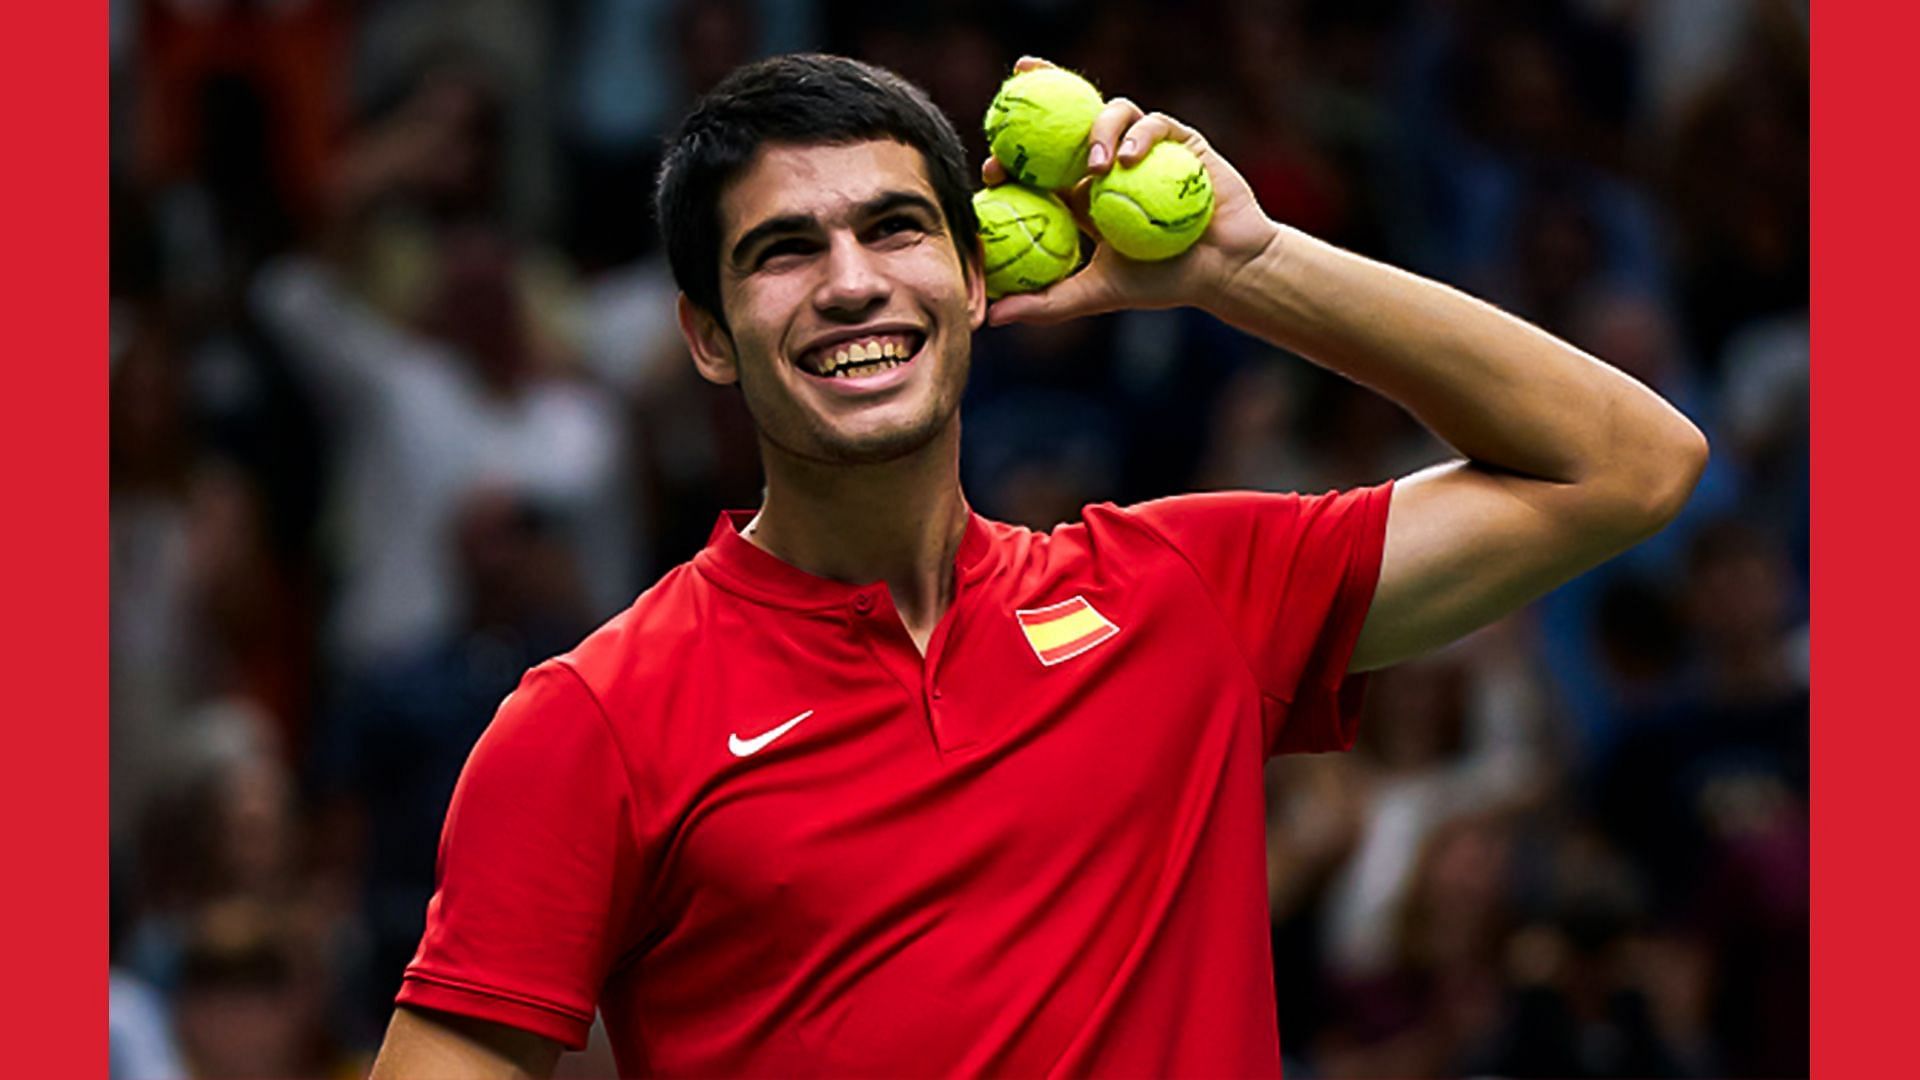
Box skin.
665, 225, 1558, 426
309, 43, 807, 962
982, 57, 1708, 671
370, 1006, 561, 1078
677, 138, 988, 650
372, 56, 1707, 1076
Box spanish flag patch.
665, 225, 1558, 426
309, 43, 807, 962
1015, 595, 1121, 667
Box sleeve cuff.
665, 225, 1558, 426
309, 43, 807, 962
1270, 480, 1394, 755
396, 970, 595, 1051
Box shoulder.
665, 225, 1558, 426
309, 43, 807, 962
1067, 491, 1296, 557
1109, 486, 1393, 546
467, 564, 716, 790
553, 562, 713, 709
1044, 488, 1392, 602
965, 503, 1202, 599
966, 498, 1262, 578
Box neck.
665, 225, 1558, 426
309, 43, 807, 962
745, 422, 970, 647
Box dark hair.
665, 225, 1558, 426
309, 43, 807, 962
654, 53, 978, 329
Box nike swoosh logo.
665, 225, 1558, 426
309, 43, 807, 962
728, 710, 815, 758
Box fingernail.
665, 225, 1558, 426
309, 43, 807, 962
1088, 144, 1109, 168
1119, 140, 1137, 159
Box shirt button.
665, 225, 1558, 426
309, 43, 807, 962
852, 592, 876, 614
931, 687, 943, 700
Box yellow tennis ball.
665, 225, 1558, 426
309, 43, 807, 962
973, 183, 1082, 298
1087, 141, 1215, 261
983, 67, 1104, 191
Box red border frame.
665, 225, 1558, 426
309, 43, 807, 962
16, 3, 1854, 1076
1812, 3, 1908, 1076
8, 1, 107, 1076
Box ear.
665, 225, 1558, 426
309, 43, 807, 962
677, 293, 739, 386
965, 243, 988, 331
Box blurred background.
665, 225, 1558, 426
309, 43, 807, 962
107, 0, 1808, 1076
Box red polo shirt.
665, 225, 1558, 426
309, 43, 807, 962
398, 484, 1393, 1076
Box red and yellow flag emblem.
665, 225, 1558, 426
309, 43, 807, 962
1015, 595, 1120, 667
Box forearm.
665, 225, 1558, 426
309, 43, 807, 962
251, 257, 411, 403
1210, 224, 1704, 514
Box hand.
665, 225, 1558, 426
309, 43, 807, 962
981, 57, 1278, 326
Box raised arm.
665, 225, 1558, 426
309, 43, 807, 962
1208, 225, 1706, 671
371, 1006, 563, 1079
985, 59, 1707, 673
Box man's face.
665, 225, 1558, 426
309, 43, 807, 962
682, 139, 986, 466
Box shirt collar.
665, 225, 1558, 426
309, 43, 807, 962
693, 508, 997, 610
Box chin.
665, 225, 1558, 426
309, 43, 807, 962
766, 400, 956, 467
745, 343, 968, 468
812, 417, 950, 465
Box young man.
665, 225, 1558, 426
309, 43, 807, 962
371, 54, 1706, 1077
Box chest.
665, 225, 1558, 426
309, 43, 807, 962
633, 566, 1259, 945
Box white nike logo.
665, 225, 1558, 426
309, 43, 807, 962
728, 710, 815, 757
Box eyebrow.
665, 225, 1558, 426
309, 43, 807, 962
728, 190, 944, 269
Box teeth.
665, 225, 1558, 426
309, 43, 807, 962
827, 357, 903, 379
810, 334, 920, 375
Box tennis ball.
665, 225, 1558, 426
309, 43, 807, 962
1087, 141, 1215, 261
983, 67, 1104, 191
972, 183, 1082, 298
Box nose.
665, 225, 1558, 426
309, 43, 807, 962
813, 232, 890, 316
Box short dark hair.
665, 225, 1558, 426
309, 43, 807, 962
654, 53, 978, 329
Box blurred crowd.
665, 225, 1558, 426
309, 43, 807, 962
108, 0, 1808, 1077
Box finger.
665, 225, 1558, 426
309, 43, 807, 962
986, 266, 1119, 327
1085, 97, 1146, 173
1116, 112, 1193, 167
1012, 56, 1055, 73
1062, 176, 1097, 236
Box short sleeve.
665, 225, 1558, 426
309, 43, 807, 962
1128, 484, 1393, 755
396, 661, 645, 1049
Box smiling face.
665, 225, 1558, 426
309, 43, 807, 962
678, 139, 986, 466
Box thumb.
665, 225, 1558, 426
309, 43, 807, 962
986, 265, 1120, 327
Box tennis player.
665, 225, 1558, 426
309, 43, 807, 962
369, 53, 1705, 1077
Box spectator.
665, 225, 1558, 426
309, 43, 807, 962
1663, 10, 1809, 374
253, 146, 632, 668
1320, 624, 1551, 981
312, 488, 598, 1041
1596, 518, 1808, 914
171, 899, 352, 1079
